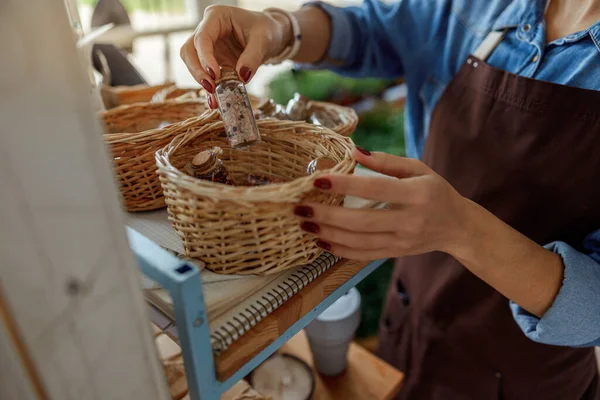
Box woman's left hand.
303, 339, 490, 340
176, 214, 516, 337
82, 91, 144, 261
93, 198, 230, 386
295, 147, 474, 260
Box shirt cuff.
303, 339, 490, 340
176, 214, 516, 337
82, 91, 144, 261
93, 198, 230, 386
297, 2, 355, 69
510, 241, 600, 347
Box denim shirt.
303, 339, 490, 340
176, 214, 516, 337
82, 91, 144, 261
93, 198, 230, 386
306, 0, 600, 347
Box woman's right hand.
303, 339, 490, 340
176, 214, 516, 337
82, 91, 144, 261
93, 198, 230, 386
180, 5, 292, 109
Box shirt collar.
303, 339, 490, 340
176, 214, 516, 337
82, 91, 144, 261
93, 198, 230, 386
492, 0, 600, 53
492, 0, 547, 31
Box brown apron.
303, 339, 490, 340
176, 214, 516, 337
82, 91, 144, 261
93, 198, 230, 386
378, 31, 600, 400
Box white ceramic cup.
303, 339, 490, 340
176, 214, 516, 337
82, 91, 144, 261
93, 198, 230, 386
304, 287, 361, 376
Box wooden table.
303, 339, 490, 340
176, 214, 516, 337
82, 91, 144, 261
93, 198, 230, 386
280, 331, 404, 400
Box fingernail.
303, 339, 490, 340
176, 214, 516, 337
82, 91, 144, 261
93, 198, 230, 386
294, 205, 314, 218
316, 240, 332, 251
313, 178, 332, 190
208, 96, 216, 109
240, 66, 252, 83
301, 221, 320, 234
355, 146, 371, 156
200, 79, 214, 94
206, 67, 216, 80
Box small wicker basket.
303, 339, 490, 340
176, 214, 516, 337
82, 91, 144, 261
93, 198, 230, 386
156, 118, 356, 275
310, 101, 359, 137
151, 86, 206, 103
101, 82, 175, 109
102, 100, 215, 212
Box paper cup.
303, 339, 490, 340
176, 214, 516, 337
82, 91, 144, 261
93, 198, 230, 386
304, 287, 361, 376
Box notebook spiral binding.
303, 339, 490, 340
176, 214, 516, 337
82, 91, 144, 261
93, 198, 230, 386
210, 252, 340, 354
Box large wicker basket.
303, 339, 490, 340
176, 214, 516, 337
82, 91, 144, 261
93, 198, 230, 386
156, 118, 356, 275
102, 100, 215, 212
310, 101, 359, 137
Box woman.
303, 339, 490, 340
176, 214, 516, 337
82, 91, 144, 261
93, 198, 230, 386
181, 0, 600, 398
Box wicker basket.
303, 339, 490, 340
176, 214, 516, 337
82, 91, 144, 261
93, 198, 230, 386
151, 86, 206, 103
101, 82, 175, 109
310, 101, 359, 137
102, 101, 217, 212
156, 118, 356, 275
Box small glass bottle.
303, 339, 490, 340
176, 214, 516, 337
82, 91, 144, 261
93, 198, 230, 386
185, 147, 235, 185
256, 99, 289, 120
306, 156, 337, 175
286, 93, 311, 121
215, 67, 261, 149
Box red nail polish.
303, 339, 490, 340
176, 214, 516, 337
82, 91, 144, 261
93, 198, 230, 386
301, 221, 320, 234
294, 205, 314, 218
313, 178, 332, 190
207, 67, 216, 80
316, 240, 332, 251
208, 96, 216, 109
200, 79, 214, 94
355, 146, 371, 156
240, 66, 252, 83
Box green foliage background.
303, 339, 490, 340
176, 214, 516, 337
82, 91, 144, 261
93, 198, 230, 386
269, 69, 404, 338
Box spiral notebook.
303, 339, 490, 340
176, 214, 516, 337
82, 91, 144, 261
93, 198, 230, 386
129, 166, 389, 354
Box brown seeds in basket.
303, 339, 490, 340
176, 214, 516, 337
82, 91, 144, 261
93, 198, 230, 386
185, 147, 235, 186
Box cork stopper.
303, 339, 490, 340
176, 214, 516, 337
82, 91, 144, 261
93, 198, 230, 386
191, 147, 223, 175
215, 66, 239, 84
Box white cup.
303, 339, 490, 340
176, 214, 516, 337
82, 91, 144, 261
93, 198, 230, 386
304, 287, 361, 376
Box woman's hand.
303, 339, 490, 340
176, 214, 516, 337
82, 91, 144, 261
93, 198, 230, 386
295, 148, 474, 261
297, 147, 565, 317
180, 5, 292, 108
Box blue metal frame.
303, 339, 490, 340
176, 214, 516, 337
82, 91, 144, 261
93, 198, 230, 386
128, 227, 386, 400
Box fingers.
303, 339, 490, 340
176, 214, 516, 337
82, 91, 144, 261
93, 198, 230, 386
294, 204, 398, 233
300, 221, 397, 250
181, 37, 211, 85
352, 148, 430, 179
312, 175, 417, 204
236, 34, 268, 83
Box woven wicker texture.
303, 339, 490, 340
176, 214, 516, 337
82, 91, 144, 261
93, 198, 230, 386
310, 101, 358, 137
101, 82, 175, 109
151, 86, 206, 103
156, 118, 356, 275
102, 101, 216, 212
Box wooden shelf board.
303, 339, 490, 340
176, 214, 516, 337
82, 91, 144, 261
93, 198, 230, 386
214, 258, 371, 381
281, 331, 404, 400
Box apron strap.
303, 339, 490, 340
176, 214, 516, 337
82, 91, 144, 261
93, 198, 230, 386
472, 30, 506, 61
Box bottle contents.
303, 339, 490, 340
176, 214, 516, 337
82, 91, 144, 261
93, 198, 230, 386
286, 93, 311, 121
306, 156, 338, 175
256, 99, 290, 120
215, 66, 261, 149
185, 147, 235, 185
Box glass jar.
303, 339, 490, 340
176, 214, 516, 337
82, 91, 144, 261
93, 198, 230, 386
285, 92, 311, 121
185, 147, 235, 185
215, 67, 261, 149
306, 156, 337, 175
256, 99, 289, 120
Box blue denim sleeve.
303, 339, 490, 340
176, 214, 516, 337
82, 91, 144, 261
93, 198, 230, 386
510, 229, 600, 347
300, 0, 408, 78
